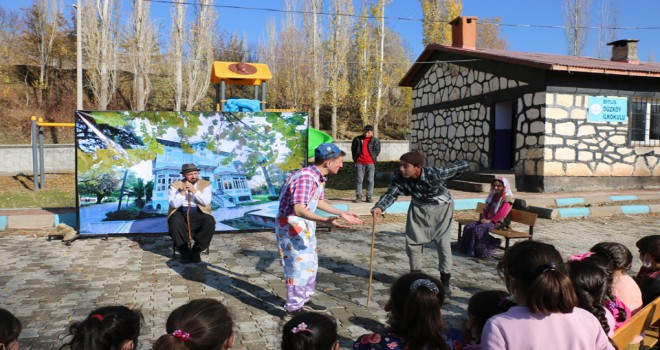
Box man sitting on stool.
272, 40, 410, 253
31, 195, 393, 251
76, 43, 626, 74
168, 163, 215, 263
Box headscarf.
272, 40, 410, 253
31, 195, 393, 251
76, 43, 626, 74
484, 177, 514, 218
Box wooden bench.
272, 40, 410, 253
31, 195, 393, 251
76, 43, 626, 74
613, 297, 660, 350
456, 202, 538, 250
490, 209, 538, 249
456, 202, 485, 244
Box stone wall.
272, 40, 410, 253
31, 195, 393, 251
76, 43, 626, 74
514, 92, 546, 191
409, 62, 527, 170
542, 92, 659, 191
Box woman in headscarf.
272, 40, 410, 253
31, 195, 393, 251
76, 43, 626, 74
458, 177, 514, 258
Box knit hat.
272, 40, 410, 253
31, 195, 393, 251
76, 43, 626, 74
400, 151, 425, 166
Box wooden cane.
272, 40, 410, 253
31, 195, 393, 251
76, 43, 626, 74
367, 216, 376, 307
186, 186, 193, 250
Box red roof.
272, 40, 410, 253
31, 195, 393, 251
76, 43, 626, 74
400, 44, 660, 87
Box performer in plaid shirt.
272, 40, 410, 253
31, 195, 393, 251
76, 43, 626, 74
371, 151, 469, 296
276, 143, 363, 317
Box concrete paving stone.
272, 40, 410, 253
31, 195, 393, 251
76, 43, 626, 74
1, 214, 659, 349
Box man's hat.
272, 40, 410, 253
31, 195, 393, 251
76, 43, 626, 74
180, 163, 200, 174
400, 151, 425, 166
314, 143, 342, 161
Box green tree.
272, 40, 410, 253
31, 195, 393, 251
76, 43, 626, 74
78, 167, 122, 204
129, 177, 146, 208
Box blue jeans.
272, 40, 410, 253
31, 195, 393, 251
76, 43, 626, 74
355, 163, 375, 199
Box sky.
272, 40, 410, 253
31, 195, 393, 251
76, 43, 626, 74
3, 0, 659, 61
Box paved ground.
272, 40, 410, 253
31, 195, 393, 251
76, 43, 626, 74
1, 213, 659, 349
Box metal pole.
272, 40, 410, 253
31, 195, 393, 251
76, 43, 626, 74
38, 119, 46, 189
254, 85, 259, 100
261, 82, 267, 111
31, 116, 39, 189
220, 81, 226, 111
215, 84, 220, 111
75, 0, 83, 110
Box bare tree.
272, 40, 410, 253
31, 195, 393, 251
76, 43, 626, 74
326, 0, 352, 139
82, 0, 119, 110
23, 0, 63, 107
303, 0, 323, 129
352, 1, 374, 127
170, 0, 185, 111
419, 0, 462, 46
0, 7, 22, 65
596, 0, 619, 58
183, 0, 216, 110
371, 0, 389, 137
562, 0, 592, 56
260, 0, 311, 111
477, 18, 508, 50
124, 0, 159, 111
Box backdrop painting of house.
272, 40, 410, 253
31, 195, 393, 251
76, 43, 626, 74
400, 16, 659, 192
75, 111, 308, 235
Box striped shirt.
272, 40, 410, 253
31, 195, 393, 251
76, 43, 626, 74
374, 160, 469, 211
277, 166, 326, 218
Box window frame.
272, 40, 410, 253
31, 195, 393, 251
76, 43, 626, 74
628, 97, 660, 147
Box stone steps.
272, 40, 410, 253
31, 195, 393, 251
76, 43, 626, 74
448, 171, 516, 193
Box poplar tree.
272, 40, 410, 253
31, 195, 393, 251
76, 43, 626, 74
326, 0, 353, 138
302, 0, 323, 129
81, 0, 119, 110
562, 0, 592, 56
419, 0, 462, 45
123, 0, 159, 111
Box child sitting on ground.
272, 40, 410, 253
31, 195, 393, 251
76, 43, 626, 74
481, 241, 614, 349
635, 235, 660, 306
567, 255, 617, 336
353, 272, 450, 350
60, 305, 143, 350
450, 290, 514, 349
591, 242, 643, 314
281, 312, 339, 350
153, 298, 234, 350
0, 308, 21, 350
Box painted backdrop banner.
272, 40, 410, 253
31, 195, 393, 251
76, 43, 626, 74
75, 111, 308, 235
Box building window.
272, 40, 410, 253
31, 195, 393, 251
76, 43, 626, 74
157, 175, 166, 191
630, 98, 660, 146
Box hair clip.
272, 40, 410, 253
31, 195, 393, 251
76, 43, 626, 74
172, 329, 191, 341
90, 314, 104, 322
410, 278, 440, 294
535, 262, 556, 277
291, 322, 312, 334
570, 252, 594, 261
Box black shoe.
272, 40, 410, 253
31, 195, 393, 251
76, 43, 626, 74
353, 198, 362, 203
441, 273, 452, 297
191, 249, 202, 263
282, 308, 304, 321
179, 250, 192, 264
366, 197, 373, 203
304, 300, 328, 311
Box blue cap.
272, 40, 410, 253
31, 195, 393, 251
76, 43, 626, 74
314, 143, 342, 160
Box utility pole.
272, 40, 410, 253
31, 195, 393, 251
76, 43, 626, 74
75, 0, 83, 110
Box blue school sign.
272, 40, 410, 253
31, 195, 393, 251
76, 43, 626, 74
587, 96, 628, 122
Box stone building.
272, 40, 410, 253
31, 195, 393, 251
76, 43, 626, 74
399, 16, 659, 192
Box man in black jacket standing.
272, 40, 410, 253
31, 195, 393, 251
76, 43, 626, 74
351, 125, 381, 203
